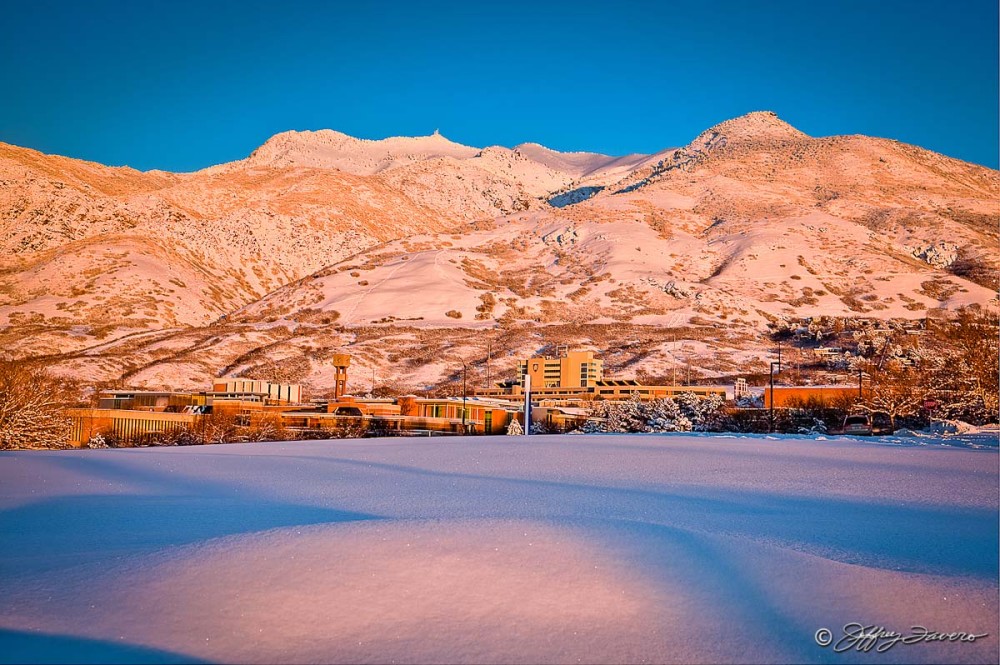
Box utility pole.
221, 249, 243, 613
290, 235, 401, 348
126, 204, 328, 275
371, 367, 376, 395
777, 339, 782, 374
672, 334, 677, 387
858, 367, 863, 399
486, 341, 492, 389
769, 361, 780, 433
685, 345, 691, 386
462, 361, 468, 433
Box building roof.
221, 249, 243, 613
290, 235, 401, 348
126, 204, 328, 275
101, 390, 189, 397
767, 384, 858, 390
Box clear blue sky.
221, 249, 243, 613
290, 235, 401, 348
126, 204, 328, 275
1, 0, 996, 171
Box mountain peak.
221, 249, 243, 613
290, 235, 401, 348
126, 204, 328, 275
688, 111, 808, 151
244, 128, 478, 173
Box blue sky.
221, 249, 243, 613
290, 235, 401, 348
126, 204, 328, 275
1, 0, 996, 171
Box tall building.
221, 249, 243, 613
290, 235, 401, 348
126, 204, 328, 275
517, 349, 603, 389
477, 347, 730, 405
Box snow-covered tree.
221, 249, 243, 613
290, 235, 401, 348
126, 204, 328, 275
506, 418, 523, 436
585, 396, 696, 433
931, 307, 999, 422
618, 395, 648, 432
674, 392, 726, 431
0, 360, 75, 450
585, 398, 639, 433
530, 421, 558, 434
936, 395, 991, 425
643, 398, 692, 432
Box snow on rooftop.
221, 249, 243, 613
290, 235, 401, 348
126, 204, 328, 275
0, 434, 996, 663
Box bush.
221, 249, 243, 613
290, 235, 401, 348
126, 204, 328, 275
0, 360, 76, 449
719, 408, 796, 434
783, 394, 856, 433
87, 432, 111, 449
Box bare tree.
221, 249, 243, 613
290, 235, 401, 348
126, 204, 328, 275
861, 360, 926, 430
243, 413, 290, 442
0, 360, 77, 449
934, 307, 999, 418
194, 412, 241, 445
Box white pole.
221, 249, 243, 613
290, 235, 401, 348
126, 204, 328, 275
523, 373, 531, 436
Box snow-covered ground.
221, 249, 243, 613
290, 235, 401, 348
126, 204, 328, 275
1, 434, 996, 664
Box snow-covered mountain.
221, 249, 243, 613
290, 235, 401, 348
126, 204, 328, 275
2, 112, 996, 390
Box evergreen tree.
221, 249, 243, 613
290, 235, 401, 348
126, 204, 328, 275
644, 397, 692, 432
675, 392, 726, 431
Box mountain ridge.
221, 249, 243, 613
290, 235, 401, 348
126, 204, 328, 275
2, 112, 997, 391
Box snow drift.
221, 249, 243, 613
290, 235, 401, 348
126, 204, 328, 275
0, 434, 996, 663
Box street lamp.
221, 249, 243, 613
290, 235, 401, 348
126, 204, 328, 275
461, 361, 468, 433
769, 361, 780, 433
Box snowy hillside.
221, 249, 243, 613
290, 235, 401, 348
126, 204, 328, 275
1, 112, 997, 388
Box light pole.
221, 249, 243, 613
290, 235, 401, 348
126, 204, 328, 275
523, 372, 531, 436
462, 361, 468, 433
857, 367, 863, 399
486, 341, 492, 389
672, 334, 677, 387
683, 343, 691, 386
769, 361, 780, 433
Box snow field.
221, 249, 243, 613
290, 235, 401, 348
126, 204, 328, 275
0, 434, 996, 663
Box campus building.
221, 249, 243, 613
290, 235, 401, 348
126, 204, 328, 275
63, 350, 744, 446
66, 381, 522, 447
478, 348, 730, 405
70, 380, 305, 446
763, 385, 862, 409
517, 349, 603, 388
212, 379, 301, 404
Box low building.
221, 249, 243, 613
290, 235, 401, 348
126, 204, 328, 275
97, 391, 206, 412
212, 379, 301, 404
68, 385, 521, 446
763, 385, 862, 409
68, 408, 199, 447
532, 405, 590, 432
591, 380, 726, 401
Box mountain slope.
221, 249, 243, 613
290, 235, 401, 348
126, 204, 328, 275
0, 143, 457, 355
241, 112, 998, 329
2, 112, 997, 391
